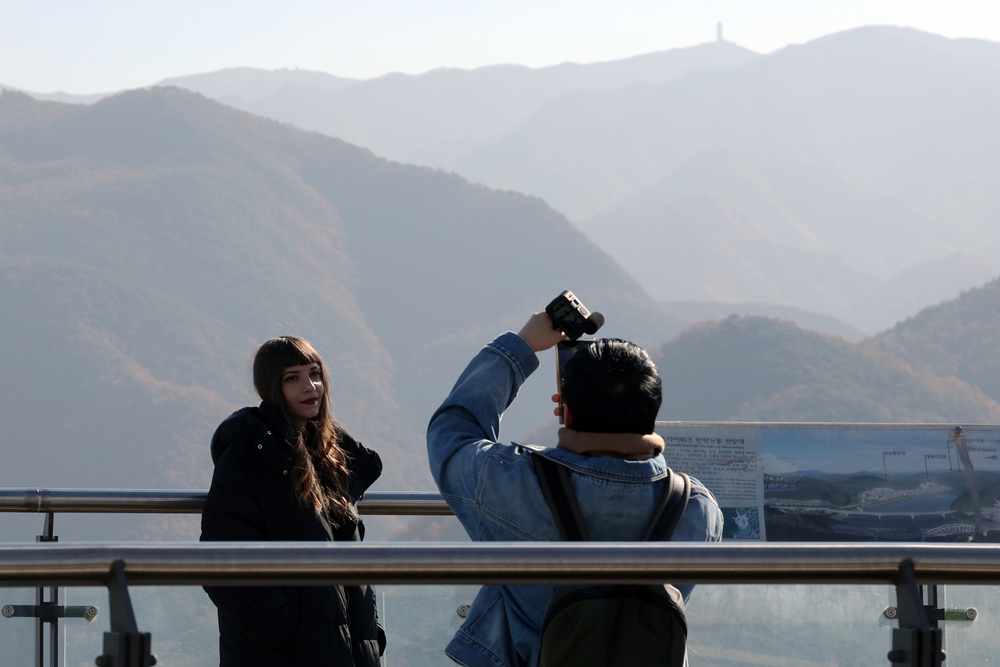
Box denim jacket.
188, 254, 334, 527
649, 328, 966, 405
427, 332, 724, 667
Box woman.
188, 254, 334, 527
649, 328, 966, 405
201, 336, 385, 667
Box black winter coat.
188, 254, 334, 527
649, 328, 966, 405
201, 402, 384, 667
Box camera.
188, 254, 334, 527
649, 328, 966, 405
546, 291, 604, 424
545, 290, 604, 341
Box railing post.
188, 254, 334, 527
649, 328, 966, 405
35, 512, 59, 667
888, 560, 945, 667
95, 561, 155, 667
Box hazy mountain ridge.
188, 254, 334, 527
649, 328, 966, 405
578, 147, 999, 331
0, 83, 110, 105
157, 41, 758, 169
159, 67, 359, 104
580, 186, 876, 313
661, 301, 866, 342
10, 29, 996, 334
457, 27, 1000, 330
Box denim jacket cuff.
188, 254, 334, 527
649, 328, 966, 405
486, 332, 539, 384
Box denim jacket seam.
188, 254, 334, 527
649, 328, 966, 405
476, 506, 544, 541
485, 334, 535, 384
490, 450, 521, 463
447, 629, 511, 667
690, 483, 720, 505
473, 450, 542, 541
539, 461, 662, 484
442, 493, 477, 509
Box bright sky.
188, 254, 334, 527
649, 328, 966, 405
2, 0, 1000, 93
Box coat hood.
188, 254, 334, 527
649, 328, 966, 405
210, 402, 293, 465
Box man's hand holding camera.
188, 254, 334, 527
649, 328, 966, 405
517, 312, 567, 353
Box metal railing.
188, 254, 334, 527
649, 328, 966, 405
0, 488, 979, 667
0, 489, 452, 515
0, 542, 997, 587
0, 489, 450, 667
0, 541, 973, 667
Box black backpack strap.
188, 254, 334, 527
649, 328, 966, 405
532, 454, 591, 541
640, 469, 691, 542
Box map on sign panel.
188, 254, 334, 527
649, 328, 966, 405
656, 423, 1000, 542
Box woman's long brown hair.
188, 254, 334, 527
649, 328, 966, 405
253, 336, 352, 526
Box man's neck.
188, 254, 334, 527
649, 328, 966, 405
556, 429, 664, 461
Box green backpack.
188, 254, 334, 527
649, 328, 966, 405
532, 455, 691, 667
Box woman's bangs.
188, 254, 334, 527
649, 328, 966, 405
278, 338, 322, 369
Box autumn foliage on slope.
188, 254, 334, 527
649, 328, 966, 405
653, 315, 1000, 423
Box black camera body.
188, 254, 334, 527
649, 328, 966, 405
545, 290, 604, 340
546, 291, 603, 424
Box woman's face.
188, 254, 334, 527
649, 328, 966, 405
281, 362, 324, 429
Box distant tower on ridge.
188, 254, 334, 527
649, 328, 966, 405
716, 22, 724, 42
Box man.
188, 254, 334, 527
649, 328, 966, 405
427, 311, 723, 667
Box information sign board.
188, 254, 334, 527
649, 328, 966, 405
657, 422, 1000, 542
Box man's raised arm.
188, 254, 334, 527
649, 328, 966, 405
426, 313, 565, 509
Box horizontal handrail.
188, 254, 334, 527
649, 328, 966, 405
0, 543, 997, 587
3, 422, 994, 515
655, 421, 995, 429
0, 490, 452, 515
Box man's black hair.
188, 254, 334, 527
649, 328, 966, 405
562, 338, 662, 434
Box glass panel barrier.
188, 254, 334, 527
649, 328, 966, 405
379, 585, 479, 667
687, 584, 891, 667
61, 585, 471, 667
129, 587, 218, 666
64, 586, 217, 667
22, 582, 1000, 667
378, 584, 888, 667
0, 587, 34, 667
63, 587, 105, 667
935, 585, 1000, 666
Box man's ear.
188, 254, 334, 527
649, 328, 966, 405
563, 404, 574, 430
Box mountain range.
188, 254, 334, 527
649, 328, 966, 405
6, 28, 999, 334
153, 27, 1000, 333
4, 30, 1000, 541
661, 301, 866, 342
0, 87, 680, 520
158, 41, 758, 170
653, 313, 1000, 423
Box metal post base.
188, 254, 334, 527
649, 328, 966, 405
95, 561, 156, 667
888, 560, 945, 667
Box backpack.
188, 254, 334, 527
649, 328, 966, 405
531, 454, 691, 667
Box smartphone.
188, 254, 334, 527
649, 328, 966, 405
555, 339, 593, 424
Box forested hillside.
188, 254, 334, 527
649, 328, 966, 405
652, 315, 1000, 423
865, 277, 1000, 403
0, 88, 682, 535
662, 300, 865, 341
4, 76, 1000, 545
